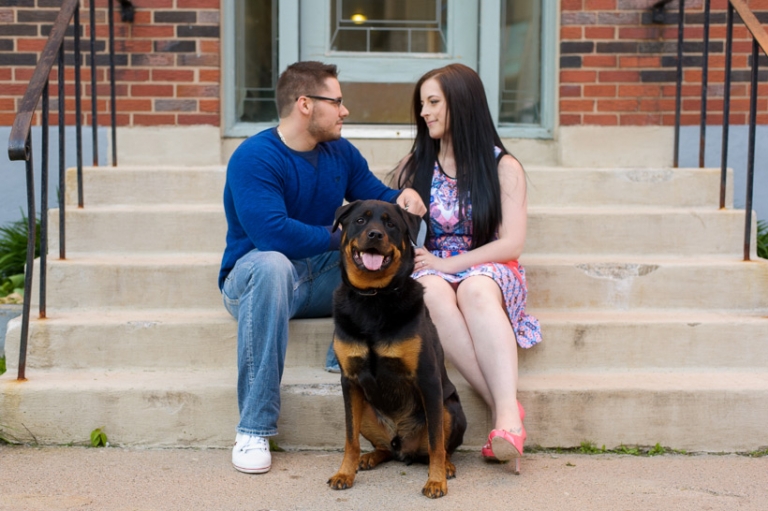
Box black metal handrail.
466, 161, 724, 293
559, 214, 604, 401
6, 0, 133, 380
655, 0, 767, 261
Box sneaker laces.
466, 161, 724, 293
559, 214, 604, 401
239, 435, 269, 453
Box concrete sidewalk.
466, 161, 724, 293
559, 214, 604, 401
1, 445, 767, 511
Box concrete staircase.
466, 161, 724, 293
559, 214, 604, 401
2, 160, 768, 452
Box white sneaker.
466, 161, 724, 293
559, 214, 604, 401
232, 433, 271, 474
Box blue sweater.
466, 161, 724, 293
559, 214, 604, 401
219, 128, 399, 289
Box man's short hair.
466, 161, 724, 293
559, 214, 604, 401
276, 61, 339, 118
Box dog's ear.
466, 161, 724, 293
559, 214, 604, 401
396, 207, 425, 246
333, 201, 359, 232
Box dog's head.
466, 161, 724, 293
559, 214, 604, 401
333, 200, 423, 291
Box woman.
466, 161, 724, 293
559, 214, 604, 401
396, 64, 542, 473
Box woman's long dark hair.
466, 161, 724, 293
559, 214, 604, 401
397, 64, 508, 249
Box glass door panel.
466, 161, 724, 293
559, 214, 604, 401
330, 0, 447, 53
301, 0, 477, 124
235, 0, 278, 123
500, 0, 541, 125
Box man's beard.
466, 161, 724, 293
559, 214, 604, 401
307, 112, 342, 143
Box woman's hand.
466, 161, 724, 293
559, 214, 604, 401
414, 247, 454, 274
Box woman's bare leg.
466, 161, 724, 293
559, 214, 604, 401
419, 275, 494, 409
456, 276, 522, 433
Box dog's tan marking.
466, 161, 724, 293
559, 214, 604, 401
328, 384, 365, 490
375, 336, 422, 376
333, 337, 369, 374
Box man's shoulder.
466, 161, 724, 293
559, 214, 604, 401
229, 128, 286, 168
236, 127, 281, 153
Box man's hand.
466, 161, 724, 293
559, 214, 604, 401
397, 188, 427, 217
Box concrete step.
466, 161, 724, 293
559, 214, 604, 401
65, 166, 731, 209
5, 309, 768, 373
48, 205, 227, 254
31, 253, 223, 310
47, 205, 750, 257
376, 166, 733, 209
64, 166, 226, 206
525, 206, 749, 256
520, 255, 768, 310
523, 167, 733, 209
30, 254, 768, 311
2, 366, 767, 452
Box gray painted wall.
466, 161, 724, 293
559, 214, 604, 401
1, 126, 109, 227
678, 125, 768, 218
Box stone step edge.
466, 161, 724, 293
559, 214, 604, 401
53, 204, 744, 214
35, 252, 766, 265
4, 366, 768, 389
70, 165, 725, 173
3, 367, 767, 451
8, 307, 768, 324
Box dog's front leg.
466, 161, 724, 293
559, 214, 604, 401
419, 371, 448, 498
328, 377, 364, 490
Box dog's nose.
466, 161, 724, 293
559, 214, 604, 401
367, 229, 383, 240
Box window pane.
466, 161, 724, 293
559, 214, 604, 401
500, 0, 541, 125
331, 0, 447, 53
237, 0, 278, 123
340, 82, 413, 124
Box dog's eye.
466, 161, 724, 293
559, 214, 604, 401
386, 221, 395, 229
355, 217, 365, 225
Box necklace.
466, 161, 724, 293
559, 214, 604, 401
276, 127, 287, 145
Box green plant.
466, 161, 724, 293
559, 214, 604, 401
616, 444, 640, 455
747, 447, 768, 458
0, 212, 40, 299
578, 441, 606, 454
90, 428, 108, 447
757, 220, 768, 260
0, 356, 5, 377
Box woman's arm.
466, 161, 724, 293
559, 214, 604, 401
414, 154, 528, 274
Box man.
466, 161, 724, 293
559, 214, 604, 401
219, 61, 426, 474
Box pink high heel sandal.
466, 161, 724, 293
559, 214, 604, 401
482, 402, 526, 474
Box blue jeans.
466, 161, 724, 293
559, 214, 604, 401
221, 249, 341, 437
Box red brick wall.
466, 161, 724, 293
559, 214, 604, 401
0, 0, 220, 128
560, 0, 768, 127
2, 1, 766, 130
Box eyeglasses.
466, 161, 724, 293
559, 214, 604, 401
303, 95, 343, 107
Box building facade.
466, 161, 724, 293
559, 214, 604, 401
1, 0, 766, 220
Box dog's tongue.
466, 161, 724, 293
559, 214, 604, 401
361, 252, 384, 271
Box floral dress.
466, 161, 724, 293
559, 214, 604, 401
411, 162, 542, 349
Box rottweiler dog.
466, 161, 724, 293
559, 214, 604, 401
327, 200, 467, 499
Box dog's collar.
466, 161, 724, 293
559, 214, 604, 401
352, 286, 400, 297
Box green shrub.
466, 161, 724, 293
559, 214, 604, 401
758, 220, 768, 260
0, 213, 40, 299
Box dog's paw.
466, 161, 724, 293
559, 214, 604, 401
328, 472, 355, 490
359, 449, 391, 471
359, 453, 378, 471
422, 479, 447, 499
445, 460, 457, 479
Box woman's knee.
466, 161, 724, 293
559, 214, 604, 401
456, 276, 502, 314
420, 276, 459, 318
